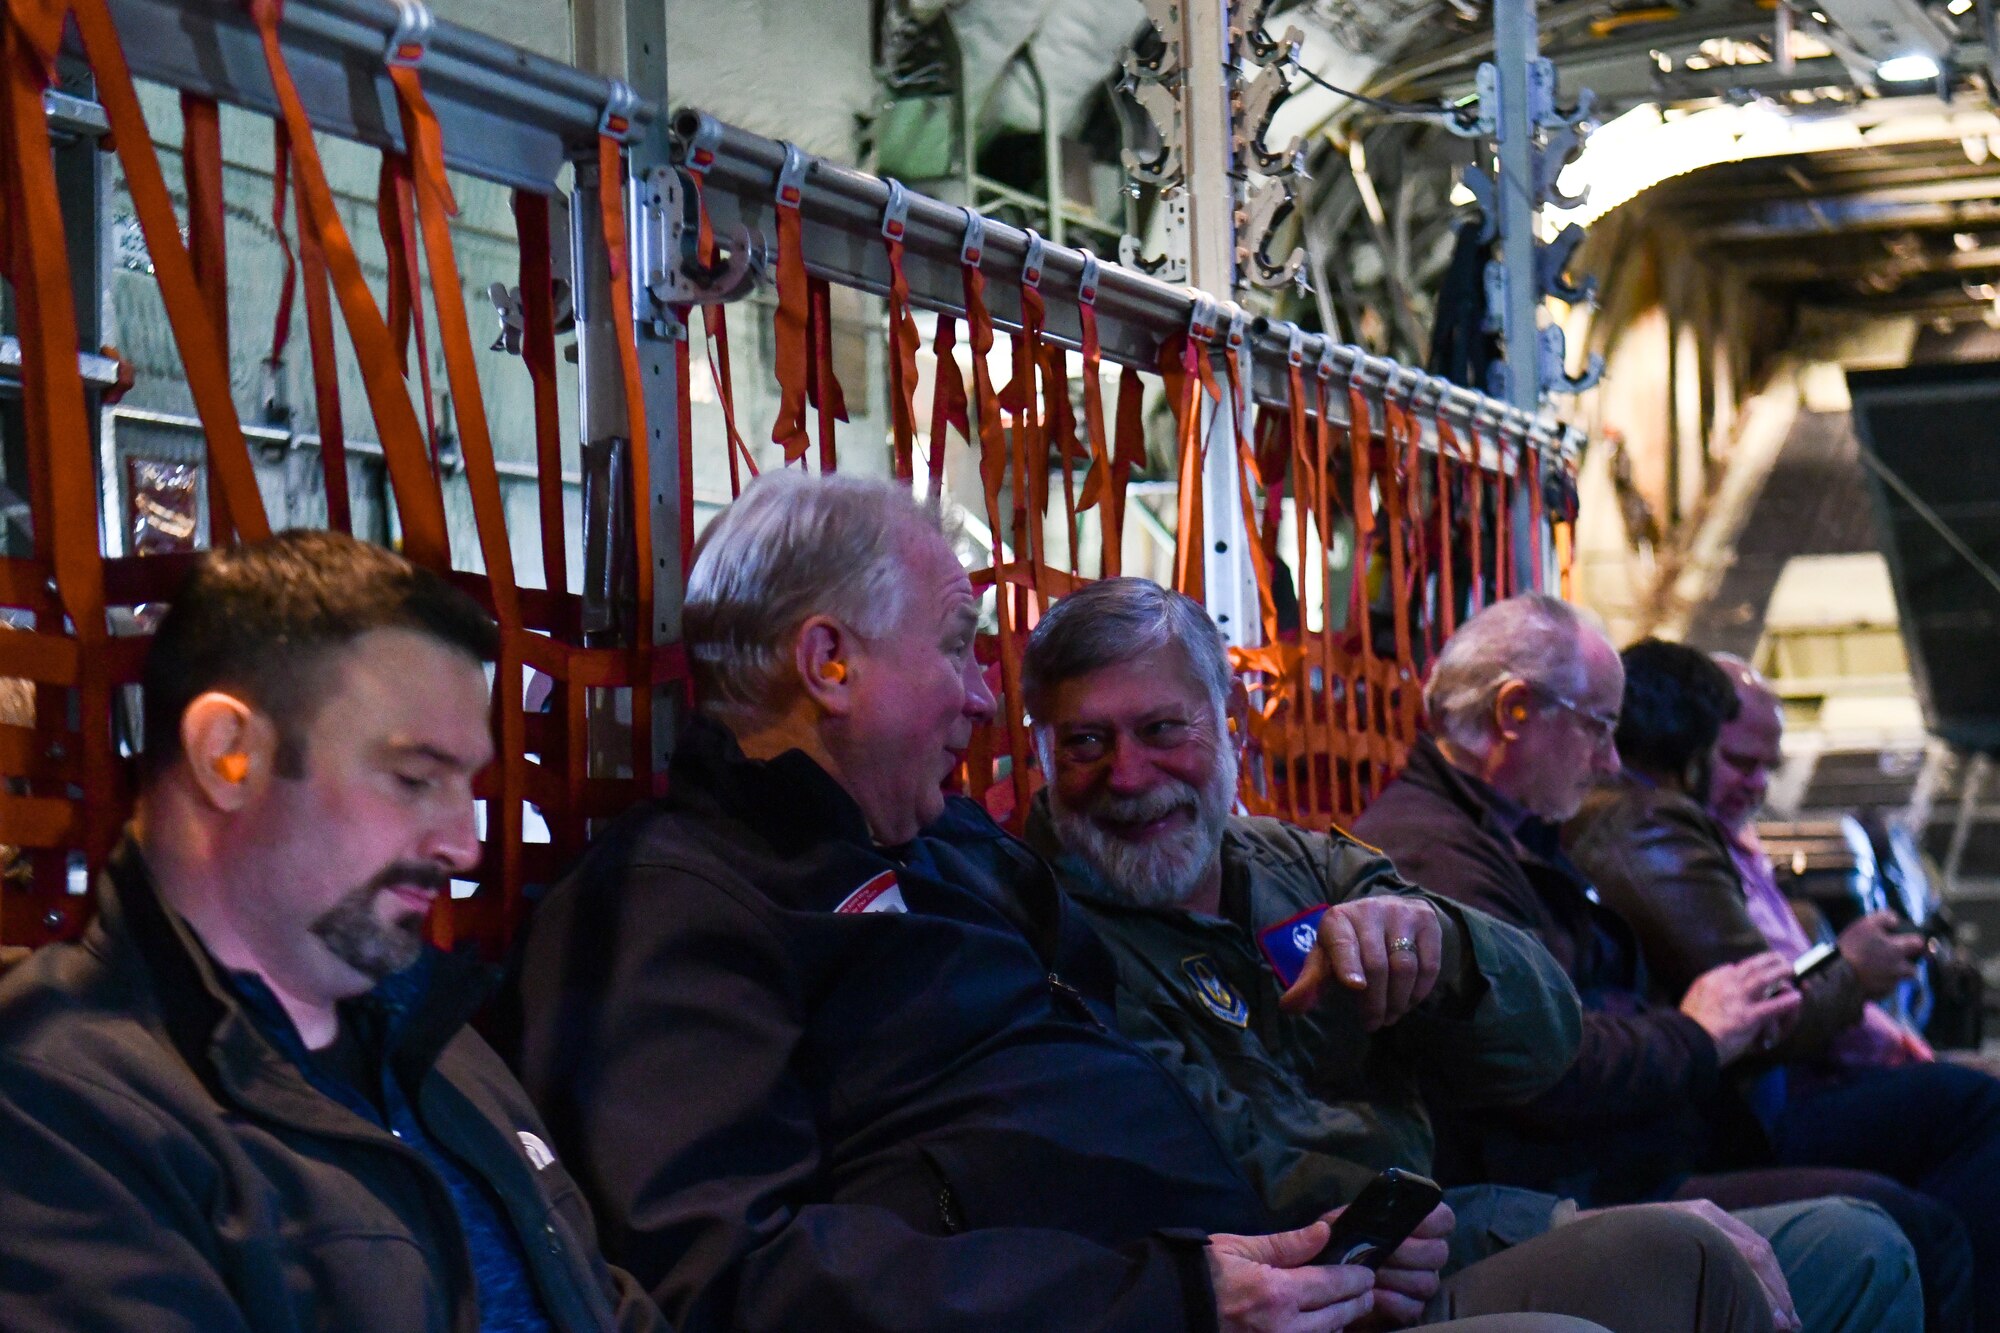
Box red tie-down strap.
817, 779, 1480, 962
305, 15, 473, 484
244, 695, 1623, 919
384, 58, 531, 947
1165, 301, 1221, 602
1436, 409, 1478, 631
683, 170, 756, 496
1220, 340, 1280, 648
247, 0, 450, 569
376, 155, 443, 474
807, 274, 847, 472
880, 182, 922, 483
998, 231, 1049, 604
1544, 448, 1580, 600
1525, 437, 1547, 593
1102, 366, 1146, 578
1073, 255, 1114, 533
770, 145, 812, 464
925, 314, 965, 505
514, 191, 569, 609
1042, 340, 1081, 577
1378, 381, 1422, 751
178, 92, 235, 544
286, 125, 352, 531
1494, 425, 1517, 598
1281, 346, 1320, 824
957, 213, 1031, 830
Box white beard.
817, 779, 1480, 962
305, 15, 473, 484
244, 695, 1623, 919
1049, 741, 1238, 909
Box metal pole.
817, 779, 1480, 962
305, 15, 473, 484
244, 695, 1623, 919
1493, 0, 1541, 414
1182, 0, 1257, 647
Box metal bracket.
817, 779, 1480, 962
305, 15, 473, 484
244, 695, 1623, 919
598, 79, 640, 142
1120, 190, 1189, 283
1237, 56, 1305, 176
1537, 223, 1596, 305
1188, 295, 1222, 344
1530, 58, 1596, 132
1538, 323, 1603, 395
959, 207, 986, 268
1286, 323, 1305, 369
881, 179, 910, 242
1440, 62, 1498, 140
1534, 121, 1590, 210
1482, 259, 1506, 334
385, 0, 434, 67
1079, 252, 1101, 306
1316, 336, 1339, 382
637, 165, 766, 319
1460, 164, 1498, 245
678, 110, 724, 175
1022, 229, 1046, 289
1224, 306, 1250, 360
1236, 177, 1306, 291
774, 142, 808, 208
1132, 0, 1185, 80
1119, 67, 1186, 187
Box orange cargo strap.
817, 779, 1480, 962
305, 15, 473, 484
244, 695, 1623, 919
385, 54, 528, 942
998, 231, 1050, 604
1, 0, 119, 909
681, 173, 756, 496
1221, 334, 1279, 647
1312, 348, 1345, 818
1525, 439, 1547, 593
1437, 409, 1472, 633
880, 181, 922, 482
807, 274, 847, 472
769, 144, 812, 464
179, 92, 234, 543
1042, 341, 1081, 577
288, 128, 352, 532
1167, 301, 1222, 602
70, 0, 270, 543
247, 0, 449, 569
1103, 366, 1145, 579
514, 190, 568, 604
1494, 428, 1515, 598
376, 156, 442, 472
596, 123, 658, 786
926, 314, 965, 505
1074, 255, 1113, 522
957, 210, 1030, 827
1283, 339, 1319, 822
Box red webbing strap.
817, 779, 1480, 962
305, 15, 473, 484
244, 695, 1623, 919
1526, 439, 1547, 593
1456, 420, 1484, 614
1285, 359, 1319, 824
1075, 288, 1113, 519
1435, 412, 1466, 636
1494, 430, 1515, 599
179, 93, 232, 544
376, 157, 442, 473
960, 250, 1030, 829
68, 0, 269, 544
0, 0, 117, 920
596, 130, 656, 788
1312, 366, 1346, 819
514, 190, 567, 604
291, 133, 351, 532
807, 278, 848, 471
1223, 348, 1280, 646
1103, 367, 1144, 578
925, 316, 965, 505
883, 231, 921, 482
770, 182, 811, 463
1000, 282, 1049, 605
1378, 389, 1415, 761
266, 123, 298, 376
685, 177, 755, 496
387, 62, 527, 942
1163, 334, 1214, 602
1042, 343, 1081, 577
246, 0, 448, 567
1344, 376, 1383, 801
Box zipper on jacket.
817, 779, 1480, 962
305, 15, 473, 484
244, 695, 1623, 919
936, 1180, 966, 1235
1047, 972, 1107, 1031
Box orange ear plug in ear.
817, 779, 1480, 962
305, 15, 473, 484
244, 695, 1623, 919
818, 661, 847, 683
215, 753, 249, 784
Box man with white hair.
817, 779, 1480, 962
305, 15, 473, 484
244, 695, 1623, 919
513, 475, 1610, 1333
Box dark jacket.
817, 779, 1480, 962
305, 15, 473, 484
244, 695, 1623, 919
1352, 735, 1739, 1205
0, 838, 660, 1333
1564, 772, 1865, 1065
1031, 800, 1582, 1229
513, 719, 1269, 1333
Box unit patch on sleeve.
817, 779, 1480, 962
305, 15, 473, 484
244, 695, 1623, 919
834, 870, 909, 914
1180, 954, 1250, 1028
1257, 904, 1331, 988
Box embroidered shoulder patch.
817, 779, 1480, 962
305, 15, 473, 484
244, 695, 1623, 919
1180, 954, 1250, 1027
834, 870, 908, 914
1257, 904, 1331, 988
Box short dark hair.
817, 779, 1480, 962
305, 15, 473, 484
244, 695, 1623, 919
1614, 637, 1740, 778
141, 530, 498, 783
1021, 578, 1231, 722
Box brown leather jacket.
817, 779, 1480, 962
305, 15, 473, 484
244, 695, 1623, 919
1563, 771, 1864, 1065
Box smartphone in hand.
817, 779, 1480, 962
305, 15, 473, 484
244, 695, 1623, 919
1314, 1167, 1443, 1267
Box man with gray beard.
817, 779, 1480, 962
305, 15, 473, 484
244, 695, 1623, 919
1024, 578, 1918, 1333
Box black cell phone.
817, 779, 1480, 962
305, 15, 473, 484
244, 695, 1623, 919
1314, 1167, 1443, 1267
1793, 941, 1840, 982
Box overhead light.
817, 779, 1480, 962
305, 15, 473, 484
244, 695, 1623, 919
1950, 0, 1974, 14
1876, 53, 1941, 83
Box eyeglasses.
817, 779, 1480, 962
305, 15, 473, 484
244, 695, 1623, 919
1534, 687, 1619, 744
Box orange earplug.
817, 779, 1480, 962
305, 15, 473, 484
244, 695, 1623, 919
818, 661, 847, 684
215, 753, 249, 784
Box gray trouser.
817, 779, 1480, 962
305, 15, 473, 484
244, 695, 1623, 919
1424, 1205, 1774, 1333
1422, 1196, 1921, 1333
1734, 1198, 1923, 1333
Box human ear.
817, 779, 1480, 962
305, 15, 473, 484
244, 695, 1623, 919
1225, 679, 1252, 756
1493, 679, 1533, 742
795, 616, 855, 715
180, 692, 278, 813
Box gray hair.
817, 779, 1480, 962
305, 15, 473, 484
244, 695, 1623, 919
1022, 577, 1232, 724
1424, 593, 1593, 752
683, 470, 939, 719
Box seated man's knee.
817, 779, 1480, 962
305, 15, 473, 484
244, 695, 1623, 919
1744, 1197, 1922, 1333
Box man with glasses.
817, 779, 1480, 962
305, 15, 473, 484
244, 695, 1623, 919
1354, 597, 1811, 1207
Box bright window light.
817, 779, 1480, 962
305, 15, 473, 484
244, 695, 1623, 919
1950, 0, 1973, 14
1877, 53, 1941, 84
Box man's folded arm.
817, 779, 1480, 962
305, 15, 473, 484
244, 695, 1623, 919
0, 1058, 258, 1333
517, 862, 1219, 1333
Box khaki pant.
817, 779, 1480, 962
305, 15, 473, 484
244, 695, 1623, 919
1425, 1206, 1773, 1333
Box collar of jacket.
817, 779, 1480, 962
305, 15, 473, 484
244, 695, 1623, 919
1399, 735, 1576, 877
88, 833, 496, 1137
670, 712, 884, 854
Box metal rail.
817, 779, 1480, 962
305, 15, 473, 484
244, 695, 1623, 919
80, 0, 655, 191
669, 108, 1581, 475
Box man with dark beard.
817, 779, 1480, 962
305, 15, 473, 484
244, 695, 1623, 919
0, 531, 661, 1333
1024, 578, 1922, 1333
